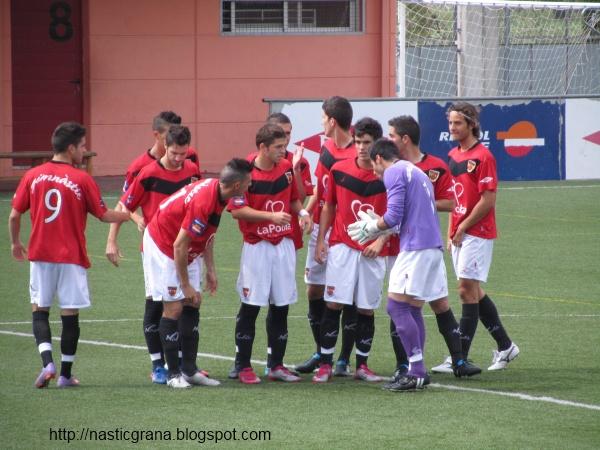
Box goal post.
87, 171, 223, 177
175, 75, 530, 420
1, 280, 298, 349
397, 0, 600, 98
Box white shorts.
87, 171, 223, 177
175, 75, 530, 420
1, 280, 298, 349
304, 224, 330, 286
388, 248, 448, 302
324, 244, 386, 310
237, 238, 297, 307
141, 252, 151, 298
29, 262, 90, 309
451, 234, 494, 282
142, 230, 202, 302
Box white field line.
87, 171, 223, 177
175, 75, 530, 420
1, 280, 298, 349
1, 329, 599, 412
1, 313, 599, 326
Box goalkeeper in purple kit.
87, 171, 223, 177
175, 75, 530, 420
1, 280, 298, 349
348, 138, 448, 391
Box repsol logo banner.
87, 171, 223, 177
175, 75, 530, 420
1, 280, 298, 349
418, 100, 564, 181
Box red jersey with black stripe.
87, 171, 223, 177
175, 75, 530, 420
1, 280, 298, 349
313, 138, 356, 223
120, 159, 201, 224
123, 147, 200, 192
147, 178, 224, 263
448, 142, 498, 239
12, 161, 108, 268
415, 153, 454, 202
228, 157, 298, 245
326, 158, 399, 256
285, 150, 314, 250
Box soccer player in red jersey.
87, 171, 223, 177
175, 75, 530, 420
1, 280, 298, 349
312, 117, 394, 383
109, 125, 201, 384
9, 122, 130, 388
143, 159, 253, 388
296, 96, 358, 376
438, 102, 519, 372
228, 124, 312, 384
388, 115, 481, 379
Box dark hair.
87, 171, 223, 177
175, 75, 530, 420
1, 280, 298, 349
266, 112, 291, 125
165, 125, 191, 147
447, 102, 480, 138
255, 123, 286, 148
322, 96, 353, 130
388, 115, 420, 146
51, 122, 86, 153
152, 111, 181, 132
220, 158, 253, 185
353, 117, 383, 141
369, 138, 400, 162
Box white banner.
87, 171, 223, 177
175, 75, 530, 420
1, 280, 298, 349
565, 98, 600, 180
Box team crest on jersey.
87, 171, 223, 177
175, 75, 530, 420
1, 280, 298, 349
428, 170, 440, 183
125, 194, 134, 206
189, 219, 207, 236
326, 286, 335, 296
467, 160, 477, 173
285, 170, 293, 185
242, 288, 250, 298
168, 286, 177, 296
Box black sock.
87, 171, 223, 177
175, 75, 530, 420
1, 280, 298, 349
390, 319, 408, 368
60, 315, 79, 378
479, 295, 512, 351
355, 313, 375, 368
308, 298, 325, 353
338, 304, 357, 362
32, 310, 53, 367
235, 303, 260, 369
460, 303, 480, 358
266, 304, 289, 368
159, 317, 180, 378
265, 307, 273, 369
436, 309, 464, 365
179, 306, 200, 376
143, 299, 164, 368
319, 307, 342, 365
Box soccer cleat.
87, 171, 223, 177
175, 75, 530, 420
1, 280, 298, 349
268, 365, 302, 382
431, 356, 453, 374
151, 366, 168, 384
333, 359, 352, 377
239, 367, 261, 384
183, 370, 220, 387
453, 360, 482, 378
34, 362, 56, 389
312, 364, 332, 383
57, 375, 80, 388
166, 374, 192, 389
228, 363, 241, 380
382, 374, 426, 392
488, 343, 520, 371
354, 364, 383, 382
391, 365, 409, 381
295, 353, 320, 374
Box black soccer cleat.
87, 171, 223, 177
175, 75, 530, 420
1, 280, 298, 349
294, 353, 320, 374
382, 374, 426, 392
453, 360, 482, 378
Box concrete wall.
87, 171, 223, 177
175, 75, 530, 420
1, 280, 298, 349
1, 0, 397, 177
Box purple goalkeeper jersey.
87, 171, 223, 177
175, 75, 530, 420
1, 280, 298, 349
382, 160, 443, 252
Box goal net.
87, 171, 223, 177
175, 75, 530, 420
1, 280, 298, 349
397, 0, 600, 97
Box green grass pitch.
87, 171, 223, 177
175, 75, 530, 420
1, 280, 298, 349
1, 179, 599, 449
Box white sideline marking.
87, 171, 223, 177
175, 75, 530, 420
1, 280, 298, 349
1, 329, 599, 412
2, 313, 599, 326
430, 383, 600, 412
0, 330, 266, 366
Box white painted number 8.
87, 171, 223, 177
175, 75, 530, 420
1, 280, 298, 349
44, 188, 62, 223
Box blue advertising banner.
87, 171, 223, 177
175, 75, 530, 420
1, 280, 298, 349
418, 100, 564, 181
